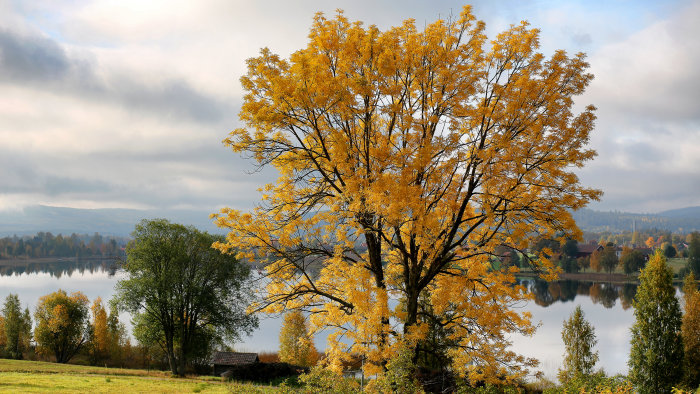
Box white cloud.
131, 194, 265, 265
0, 0, 697, 214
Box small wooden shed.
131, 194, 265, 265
211, 351, 259, 376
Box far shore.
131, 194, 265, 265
517, 270, 639, 284
0, 256, 122, 266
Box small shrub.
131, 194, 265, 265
370, 345, 424, 394
221, 362, 307, 383
285, 365, 359, 394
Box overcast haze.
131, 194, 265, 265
1, 0, 699, 218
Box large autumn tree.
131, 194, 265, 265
214, 6, 600, 383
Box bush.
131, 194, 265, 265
543, 372, 633, 394
282, 365, 359, 394
221, 362, 308, 383
370, 345, 424, 393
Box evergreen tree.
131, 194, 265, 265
681, 272, 700, 388
628, 251, 683, 393
558, 305, 598, 383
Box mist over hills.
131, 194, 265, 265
0, 205, 222, 237
1, 205, 699, 238
572, 207, 700, 233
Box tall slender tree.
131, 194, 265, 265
2, 294, 32, 359
681, 272, 700, 388
279, 310, 318, 367
89, 297, 110, 364
558, 305, 598, 383
628, 251, 683, 393
688, 232, 700, 277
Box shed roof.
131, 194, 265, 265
211, 351, 259, 366
578, 243, 603, 254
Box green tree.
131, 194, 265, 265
279, 310, 318, 367
663, 243, 677, 258
688, 232, 700, 277
599, 243, 618, 274
681, 272, 700, 388
2, 294, 32, 359
115, 219, 258, 376
562, 238, 579, 258
620, 247, 645, 275
107, 304, 128, 366
558, 305, 598, 383
34, 290, 90, 363
628, 251, 683, 393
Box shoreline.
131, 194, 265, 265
0, 256, 122, 266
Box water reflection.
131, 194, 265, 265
519, 278, 637, 310
0, 258, 121, 278
0, 264, 672, 380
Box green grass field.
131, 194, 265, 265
0, 359, 277, 393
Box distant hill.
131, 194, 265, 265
572, 207, 700, 233
2, 205, 699, 238
0, 205, 223, 237
657, 206, 700, 218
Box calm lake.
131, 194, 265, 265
0, 260, 654, 380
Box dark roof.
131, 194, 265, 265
578, 243, 603, 254
212, 351, 259, 366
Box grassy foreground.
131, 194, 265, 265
0, 359, 276, 393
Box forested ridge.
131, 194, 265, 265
0, 232, 127, 260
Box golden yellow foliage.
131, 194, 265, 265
682, 273, 700, 386
0, 316, 6, 349
279, 310, 318, 367
214, 6, 600, 383
91, 297, 109, 359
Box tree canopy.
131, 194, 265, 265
115, 219, 258, 376
214, 6, 600, 383
620, 247, 645, 275
34, 290, 90, 363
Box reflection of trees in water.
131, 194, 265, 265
618, 283, 637, 310
517, 278, 640, 309
0, 259, 121, 278
589, 283, 618, 308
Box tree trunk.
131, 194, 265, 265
166, 340, 178, 375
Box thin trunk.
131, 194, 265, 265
166, 339, 178, 375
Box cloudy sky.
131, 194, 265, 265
1, 0, 698, 216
